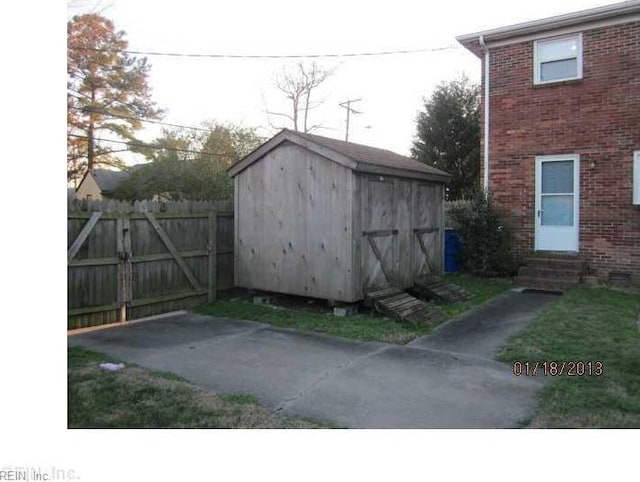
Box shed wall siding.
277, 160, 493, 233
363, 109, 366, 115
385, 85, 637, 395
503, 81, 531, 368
235, 142, 356, 300
394, 178, 414, 287
350, 171, 362, 298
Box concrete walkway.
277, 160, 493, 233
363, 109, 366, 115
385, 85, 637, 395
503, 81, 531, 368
408, 290, 560, 357
68, 290, 558, 428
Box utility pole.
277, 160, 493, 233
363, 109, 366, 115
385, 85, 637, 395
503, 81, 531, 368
339, 98, 362, 142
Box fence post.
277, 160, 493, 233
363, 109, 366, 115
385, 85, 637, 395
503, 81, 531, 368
116, 217, 126, 322
208, 211, 218, 303
122, 216, 133, 320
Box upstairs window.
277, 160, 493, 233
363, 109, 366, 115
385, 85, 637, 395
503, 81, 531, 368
534, 33, 582, 84
634, 151, 640, 205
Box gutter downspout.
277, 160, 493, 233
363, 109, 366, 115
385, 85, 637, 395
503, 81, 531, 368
479, 35, 490, 191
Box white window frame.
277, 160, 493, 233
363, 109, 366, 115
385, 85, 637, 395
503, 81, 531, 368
534, 33, 583, 85
634, 151, 640, 205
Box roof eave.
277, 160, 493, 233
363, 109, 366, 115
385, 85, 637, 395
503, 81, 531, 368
228, 129, 356, 177
227, 130, 289, 178
456, 0, 640, 49
228, 129, 451, 182
355, 162, 451, 183
76, 169, 92, 191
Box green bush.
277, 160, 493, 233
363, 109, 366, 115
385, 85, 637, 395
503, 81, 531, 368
448, 191, 516, 277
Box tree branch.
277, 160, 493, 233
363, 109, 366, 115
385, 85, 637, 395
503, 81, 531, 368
264, 110, 295, 121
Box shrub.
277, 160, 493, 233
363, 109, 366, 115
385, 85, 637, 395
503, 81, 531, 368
448, 191, 516, 277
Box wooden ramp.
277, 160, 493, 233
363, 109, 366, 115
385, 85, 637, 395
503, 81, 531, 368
365, 287, 442, 325
414, 275, 473, 303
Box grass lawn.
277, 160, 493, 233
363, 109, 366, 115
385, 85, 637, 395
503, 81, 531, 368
68, 346, 328, 428
202, 300, 431, 344
498, 286, 640, 428
199, 275, 513, 344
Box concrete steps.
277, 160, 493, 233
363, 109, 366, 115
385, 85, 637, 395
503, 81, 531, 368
518, 266, 581, 281
516, 256, 584, 292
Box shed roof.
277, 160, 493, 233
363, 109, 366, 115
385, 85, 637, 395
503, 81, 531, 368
90, 168, 131, 193
228, 129, 450, 182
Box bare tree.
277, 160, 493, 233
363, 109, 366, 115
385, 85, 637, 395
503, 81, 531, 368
265, 62, 335, 133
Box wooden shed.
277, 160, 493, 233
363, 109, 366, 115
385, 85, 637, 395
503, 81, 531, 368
228, 129, 450, 303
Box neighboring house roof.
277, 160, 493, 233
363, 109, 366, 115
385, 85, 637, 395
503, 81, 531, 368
457, 0, 640, 56
91, 168, 131, 193
228, 129, 451, 182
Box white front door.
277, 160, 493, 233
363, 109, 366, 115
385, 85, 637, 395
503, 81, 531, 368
535, 155, 580, 252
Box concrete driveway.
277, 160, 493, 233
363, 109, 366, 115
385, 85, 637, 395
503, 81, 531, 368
68, 290, 559, 428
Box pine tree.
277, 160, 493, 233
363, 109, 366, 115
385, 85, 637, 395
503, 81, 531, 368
412, 76, 480, 200
67, 13, 162, 181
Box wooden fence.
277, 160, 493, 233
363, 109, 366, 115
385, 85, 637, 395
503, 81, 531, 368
68, 199, 233, 329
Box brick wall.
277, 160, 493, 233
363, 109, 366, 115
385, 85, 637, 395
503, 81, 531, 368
480, 21, 640, 282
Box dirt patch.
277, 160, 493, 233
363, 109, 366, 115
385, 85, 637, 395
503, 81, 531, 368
379, 332, 420, 345
268, 293, 335, 314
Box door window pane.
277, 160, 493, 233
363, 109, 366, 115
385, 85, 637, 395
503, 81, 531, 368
540, 58, 578, 82
542, 160, 573, 193
541, 195, 574, 226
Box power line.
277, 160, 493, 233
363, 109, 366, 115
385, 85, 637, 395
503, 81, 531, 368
68, 45, 459, 59
68, 106, 212, 133
67, 134, 238, 159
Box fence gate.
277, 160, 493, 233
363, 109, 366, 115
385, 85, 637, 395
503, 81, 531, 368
68, 200, 233, 329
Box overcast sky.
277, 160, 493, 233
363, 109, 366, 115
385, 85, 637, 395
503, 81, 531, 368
69, 0, 618, 159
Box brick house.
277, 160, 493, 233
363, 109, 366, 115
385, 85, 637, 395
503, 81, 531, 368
457, 1, 640, 286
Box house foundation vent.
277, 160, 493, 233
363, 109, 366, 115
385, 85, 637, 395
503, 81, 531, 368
608, 272, 631, 286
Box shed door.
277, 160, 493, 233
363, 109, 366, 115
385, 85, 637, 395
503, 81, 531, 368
412, 183, 443, 278
361, 177, 396, 290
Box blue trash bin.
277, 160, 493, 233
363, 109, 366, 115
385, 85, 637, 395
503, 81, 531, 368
444, 229, 461, 273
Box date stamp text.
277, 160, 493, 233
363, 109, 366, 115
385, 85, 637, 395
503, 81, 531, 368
512, 360, 603, 377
